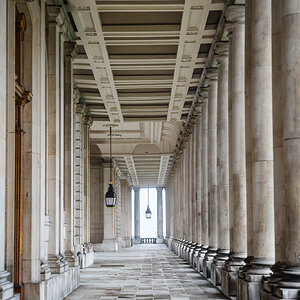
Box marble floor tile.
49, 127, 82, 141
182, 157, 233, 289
64, 244, 226, 300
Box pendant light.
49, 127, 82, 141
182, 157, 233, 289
145, 186, 152, 219
105, 127, 117, 207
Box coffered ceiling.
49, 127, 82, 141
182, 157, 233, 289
68, 0, 226, 187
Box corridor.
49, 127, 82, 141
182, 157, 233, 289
65, 245, 225, 300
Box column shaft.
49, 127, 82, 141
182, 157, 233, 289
216, 46, 230, 254
200, 95, 209, 247
157, 187, 163, 240
281, 0, 300, 270
63, 42, 77, 267
134, 188, 140, 242
230, 20, 247, 258
207, 71, 218, 250
195, 116, 202, 244
46, 6, 64, 274
251, 0, 274, 262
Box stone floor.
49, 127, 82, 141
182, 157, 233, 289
64, 244, 226, 300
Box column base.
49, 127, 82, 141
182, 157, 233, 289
237, 258, 273, 300
0, 270, 15, 300
48, 254, 65, 274
132, 237, 141, 244
265, 266, 300, 299
203, 246, 217, 278
25, 265, 80, 300
40, 259, 52, 281
156, 238, 164, 244
96, 239, 119, 252
198, 245, 209, 273
221, 252, 246, 297
64, 250, 79, 268
120, 237, 132, 248
211, 249, 230, 287
260, 263, 286, 300
81, 243, 94, 268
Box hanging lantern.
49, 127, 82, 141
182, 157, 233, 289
105, 127, 116, 207
145, 186, 152, 219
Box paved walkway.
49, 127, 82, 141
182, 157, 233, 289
65, 244, 226, 300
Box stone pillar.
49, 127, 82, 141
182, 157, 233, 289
269, 1, 300, 298
133, 187, 141, 243
195, 115, 201, 244
199, 90, 209, 272
239, 1, 275, 298
63, 41, 78, 267
212, 43, 230, 287
46, 5, 64, 274
98, 166, 118, 251
261, 1, 285, 298
73, 103, 84, 253
157, 187, 164, 243
121, 180, 132, 247
203, 69, 218, 279
0, 0, 15, 298
222, 5, 247, 297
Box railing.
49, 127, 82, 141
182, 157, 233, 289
141, 238, 157, 244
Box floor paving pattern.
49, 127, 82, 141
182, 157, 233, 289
65, 244, 226, 300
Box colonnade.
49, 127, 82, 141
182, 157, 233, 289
165, 2, 300, 299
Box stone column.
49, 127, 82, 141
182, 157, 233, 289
222, 5, 247, 297
0, 1, 15, 298
199, 90, 209, 272
47, 5, 64, 274
203, 69, 218, 279
261, 1, 285, 298
195, 115, 201, 244
157, 187, 163, 243
239, 1, 275, 299
98, 166, 118, 251
73, 103, 84, 254
270, 1, 300, 298
121, 180, 131, 247
212, 43, 230, 287
134, 187, 141, 243
63, 41, 78, 267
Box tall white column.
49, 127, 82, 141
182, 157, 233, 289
270, 1, 300, 298
0, 1, 15, 298
203, 69, 218, 279
157, 187, 163, 242
261, 1, 285, 297
222, 5, 247, 298
195, 115, 202, 244
47, 5, 64, 274
63, 42, 78, 267
98, 166, 118, 251
212, 43, 230, 286
239, 1, 275, 298
199, 90, 209, 271
134, 187, 141, 243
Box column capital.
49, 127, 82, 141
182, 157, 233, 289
64, 41, 76, 57
83, 115, 93, 128
199, 88, 209, 100
156, 187, 163, 192
47, 5, 63, 24
225, 5, 245, 24
133, 187, 140, 192
205, 68, 218, 81
215, 42, 229, 58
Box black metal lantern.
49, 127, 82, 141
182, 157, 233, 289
105, 127, 116, 207
145, 186, 152, 219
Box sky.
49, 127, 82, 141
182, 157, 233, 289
131, 188, 166, 238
